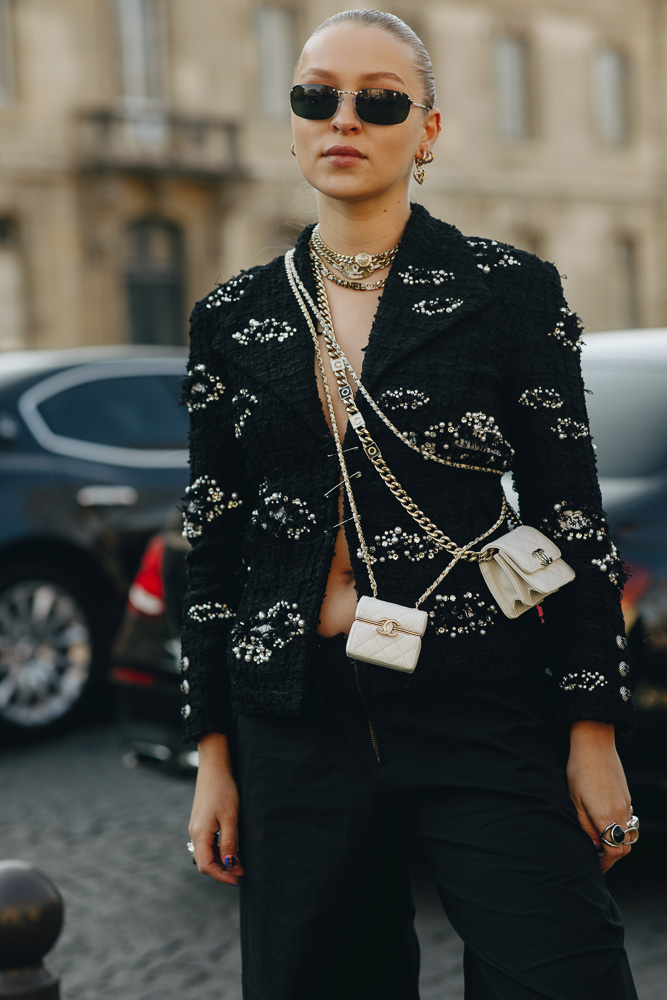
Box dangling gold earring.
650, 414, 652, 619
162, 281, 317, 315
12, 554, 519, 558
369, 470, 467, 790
413, 150, 434, 185
291, 142, 296, 157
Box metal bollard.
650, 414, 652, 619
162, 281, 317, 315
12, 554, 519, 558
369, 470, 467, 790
0, 861, 63, 1000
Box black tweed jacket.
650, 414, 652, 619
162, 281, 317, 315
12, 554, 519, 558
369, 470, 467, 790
179, 203, 633, 742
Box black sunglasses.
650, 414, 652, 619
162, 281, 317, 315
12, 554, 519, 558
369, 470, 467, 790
290, 84, 430, 125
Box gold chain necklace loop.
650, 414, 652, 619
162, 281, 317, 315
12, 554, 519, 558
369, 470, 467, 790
311, 224, 400, 279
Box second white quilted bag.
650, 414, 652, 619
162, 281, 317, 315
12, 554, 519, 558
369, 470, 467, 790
479, 525, 575, 619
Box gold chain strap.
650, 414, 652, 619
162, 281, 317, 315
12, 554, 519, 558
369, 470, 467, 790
289, 248, 504, 478
285, 256, 379, 597
284, 251, 508, 593
307, 253, 507, 563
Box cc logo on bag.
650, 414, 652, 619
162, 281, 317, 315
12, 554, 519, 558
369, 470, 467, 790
376, 618, 400, 637
532, 548, 553, 567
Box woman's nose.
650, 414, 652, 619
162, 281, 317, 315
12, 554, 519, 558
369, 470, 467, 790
330, 92, 361, 131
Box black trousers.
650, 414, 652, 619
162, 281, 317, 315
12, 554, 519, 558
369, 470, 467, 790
233, 635, 637, 1000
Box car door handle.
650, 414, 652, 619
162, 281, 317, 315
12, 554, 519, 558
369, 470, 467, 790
76, 485, 139, 507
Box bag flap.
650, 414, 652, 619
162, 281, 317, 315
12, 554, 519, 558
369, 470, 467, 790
484, 526, 562, 575
357, 596, 428, 637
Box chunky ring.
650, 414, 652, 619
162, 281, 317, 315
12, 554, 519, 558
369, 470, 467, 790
600, 816, 639, 848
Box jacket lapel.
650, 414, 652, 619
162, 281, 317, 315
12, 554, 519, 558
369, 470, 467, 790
360, 204, 493, 390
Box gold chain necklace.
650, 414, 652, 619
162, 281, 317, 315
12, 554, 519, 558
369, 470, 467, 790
311, 224, 400, 280
310, 248, 388, 291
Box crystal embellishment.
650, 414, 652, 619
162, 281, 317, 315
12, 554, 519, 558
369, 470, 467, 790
182, 476, 243, 539
205, 272, 254, 306
232, 318, 297, 346
231, 601, 306, 664
560, 670, 608, 692
182, 364, 226, 412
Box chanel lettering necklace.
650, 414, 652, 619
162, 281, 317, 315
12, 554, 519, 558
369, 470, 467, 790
310, 247, 389, 291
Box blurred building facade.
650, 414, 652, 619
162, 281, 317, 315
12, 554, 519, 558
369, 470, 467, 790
0, 0, 665, 350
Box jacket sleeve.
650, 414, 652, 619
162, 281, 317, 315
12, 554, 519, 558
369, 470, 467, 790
179, 298, 253, 742
506, 260, 633, 730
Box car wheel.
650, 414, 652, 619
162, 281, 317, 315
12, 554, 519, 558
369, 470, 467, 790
0, 563, 104, 735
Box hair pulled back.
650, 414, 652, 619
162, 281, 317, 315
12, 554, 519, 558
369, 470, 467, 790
302, 9, 436, 109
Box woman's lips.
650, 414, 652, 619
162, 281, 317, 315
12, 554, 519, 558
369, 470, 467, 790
323, 146, 365, 167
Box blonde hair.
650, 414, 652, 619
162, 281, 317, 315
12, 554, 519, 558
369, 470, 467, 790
299, 9, 435, 108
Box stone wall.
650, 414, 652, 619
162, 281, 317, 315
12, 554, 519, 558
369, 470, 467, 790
0, 0, 663, 348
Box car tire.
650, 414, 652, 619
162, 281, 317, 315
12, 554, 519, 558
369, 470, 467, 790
0, 561, 107, 737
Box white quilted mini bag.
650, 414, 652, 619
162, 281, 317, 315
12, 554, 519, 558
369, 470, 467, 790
346, 597, 429, 674
479, 525, 575, 619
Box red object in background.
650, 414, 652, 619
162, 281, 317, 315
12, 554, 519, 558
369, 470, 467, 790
620, 559, 652, 633
110, 666, 157, 687
127, 534, 166, 617
622, 560, 652, 607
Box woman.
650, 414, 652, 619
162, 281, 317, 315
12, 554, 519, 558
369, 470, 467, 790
183, 10, 638, 999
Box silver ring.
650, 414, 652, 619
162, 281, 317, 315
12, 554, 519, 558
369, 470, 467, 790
600, 815, 639, 848
186, 840, 195, 854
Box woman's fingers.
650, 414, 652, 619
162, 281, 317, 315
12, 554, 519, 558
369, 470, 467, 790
573, 800, 600, 848
190, 822, 245, 885
566, 731, 634, 874
574, 802, 633, 873
189, 741, 245, 885
596, 813, 634, 873
597, 827, 632, 874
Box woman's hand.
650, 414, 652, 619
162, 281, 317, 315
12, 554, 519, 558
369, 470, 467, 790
566, 720, 633, 874
189, 733, 245, 885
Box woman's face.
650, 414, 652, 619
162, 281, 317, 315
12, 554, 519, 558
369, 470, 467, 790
292, 24, 439, 206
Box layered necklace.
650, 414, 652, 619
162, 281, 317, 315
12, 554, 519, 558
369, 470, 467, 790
309, 224, 400, 291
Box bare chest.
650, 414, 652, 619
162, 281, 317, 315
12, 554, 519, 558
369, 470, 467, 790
314, 285, 381, 435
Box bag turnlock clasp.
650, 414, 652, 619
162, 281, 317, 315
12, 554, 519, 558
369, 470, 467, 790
532, 548, 553, 567
356, 616, 421, 638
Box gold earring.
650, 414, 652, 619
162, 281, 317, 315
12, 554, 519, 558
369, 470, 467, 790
413, 150, 434, 185
291, 142, 296, 157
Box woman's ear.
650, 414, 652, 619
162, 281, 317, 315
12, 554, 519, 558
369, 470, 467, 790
422, 108, 442, 151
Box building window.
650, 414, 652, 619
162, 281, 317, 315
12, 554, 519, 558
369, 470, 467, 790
0, 0, 15, 106
256, 5, 297, 122
611, 236, 639, 328
113, 0, 168, 105
593, 47, 630, 146
494, 34, 533, 141
125, 220, 184, 346
0, 220, 25, 349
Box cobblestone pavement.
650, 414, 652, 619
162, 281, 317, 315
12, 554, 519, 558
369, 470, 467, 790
1, 721, 666, 999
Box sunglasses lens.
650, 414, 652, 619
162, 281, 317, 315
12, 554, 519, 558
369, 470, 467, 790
356, 89, 411, 125
290, 85, 339, 120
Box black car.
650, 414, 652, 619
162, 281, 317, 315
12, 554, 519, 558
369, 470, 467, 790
112, 330, 667, 818
576, 330, 667, 815
0, 346, 188, 735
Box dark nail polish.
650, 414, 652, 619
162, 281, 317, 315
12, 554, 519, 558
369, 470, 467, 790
223, 854, 237, 869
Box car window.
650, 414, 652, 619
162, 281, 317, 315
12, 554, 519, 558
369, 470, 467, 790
584, 367, 667, 477
36, 374, 187, 450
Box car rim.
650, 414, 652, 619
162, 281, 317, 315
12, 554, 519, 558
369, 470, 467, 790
0, 579, 93, 727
